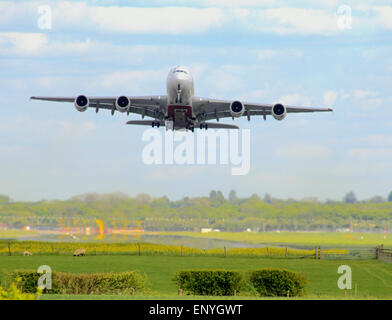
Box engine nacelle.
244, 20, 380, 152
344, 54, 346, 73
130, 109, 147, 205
230, 100, 245, 118
272, 103, 287, 121
74, 95, 89, 112
116, 96, 131, 113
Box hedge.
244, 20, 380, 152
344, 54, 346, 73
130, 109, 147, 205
8, 270, 147, 295
248, 268, 307, 296
173, 270, 243, 296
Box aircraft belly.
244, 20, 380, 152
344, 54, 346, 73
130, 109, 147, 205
167, 105, 192, 128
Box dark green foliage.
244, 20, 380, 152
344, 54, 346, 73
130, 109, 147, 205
343, 191, 357, 204
0, 195, 11, 203
248, 268, 307, 296
174, 270, 243, 296
8, 270, 60, 294
9, 270, 147, 294
1, 191, 392, 231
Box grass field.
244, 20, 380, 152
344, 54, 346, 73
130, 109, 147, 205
1, 255, 392, 299
161, 231, 391, 247
0, 230, 38, 239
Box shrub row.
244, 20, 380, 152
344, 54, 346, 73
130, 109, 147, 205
174, 270, 243, 296
9, 270, 147, 295
174, 268, 307, 296
249, 269, 307, 296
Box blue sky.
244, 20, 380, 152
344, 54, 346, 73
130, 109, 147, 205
0, 0, 392, 201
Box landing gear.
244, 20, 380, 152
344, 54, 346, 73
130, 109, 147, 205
199, 123, 208, 130
176, 84, 182, 104
152, 121, 160, 128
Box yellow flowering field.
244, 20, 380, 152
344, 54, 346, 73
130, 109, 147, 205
0, 240, 327, 257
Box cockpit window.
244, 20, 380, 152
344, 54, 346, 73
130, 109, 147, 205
175, 69, 187, 74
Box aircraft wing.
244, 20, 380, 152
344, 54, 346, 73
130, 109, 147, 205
192, 97, 333, 122
30, 96, 167, 120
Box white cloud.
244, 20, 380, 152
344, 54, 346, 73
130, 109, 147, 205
278, 93, 311, 105
0, 117, 96, 139
254, 8, 339, 35
58, 121, 96, 138
348, 148, 392, 160
373, 6, 392, 29
2, 1, 392, 37
356, 135, 392, 147
98, 68, 168, 92
0, 32, 48, 55
204, 65, 246, 97
323, 91, 337, 105
254, 49, 277, 60
353, 90, 377, 100
275, 144, 331, 160
52, 3, 224, 34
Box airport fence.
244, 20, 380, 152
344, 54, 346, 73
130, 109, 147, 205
0, 240, 381, 260
376, 245, 392, 263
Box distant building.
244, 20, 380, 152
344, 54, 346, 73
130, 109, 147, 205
301, 197, 318, 203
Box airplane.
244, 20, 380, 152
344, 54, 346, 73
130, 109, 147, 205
31, 65, 333, 131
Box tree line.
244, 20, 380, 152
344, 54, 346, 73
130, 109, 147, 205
0, 190, 392, 232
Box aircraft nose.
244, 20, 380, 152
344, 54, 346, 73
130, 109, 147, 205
176, 76, 191, 88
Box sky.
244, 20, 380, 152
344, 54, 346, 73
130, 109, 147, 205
0, 0, 391, 202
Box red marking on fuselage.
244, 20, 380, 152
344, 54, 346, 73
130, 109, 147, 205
167, 105, 192, 119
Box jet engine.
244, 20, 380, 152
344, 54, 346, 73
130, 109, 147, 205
74, 95, 89, 112
230, 100, 245, 118
116, 96, 131, 113
272, 103, 287, 121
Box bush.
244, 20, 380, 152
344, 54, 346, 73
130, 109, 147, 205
174, 270, 243, 296
9, 270, 147, 295
0, 282, 37, 300
8, 270, 59, 294
248, 268, 307, 296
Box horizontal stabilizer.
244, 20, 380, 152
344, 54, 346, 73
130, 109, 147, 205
126, 120, 165, 126
203, 122, 239, 129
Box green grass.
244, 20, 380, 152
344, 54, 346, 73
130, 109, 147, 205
161, 231, 391, 247
1, 255, 392, 299
0, 230, 38, 239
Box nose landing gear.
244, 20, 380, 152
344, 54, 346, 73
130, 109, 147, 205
175, 84, 183, 104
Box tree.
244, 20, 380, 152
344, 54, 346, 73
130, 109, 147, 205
367, 196, 385, 203
228, 190, 237, 204
0, 195, 11, 203
343, 191, 357, 204
209, 190, 217, 199
216, 191, 224, 200
388, 191, 392, 202
263, 193, 272, 204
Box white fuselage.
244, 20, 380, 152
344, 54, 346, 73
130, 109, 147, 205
165, 66, 195, 128
166, 66, 194, 106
